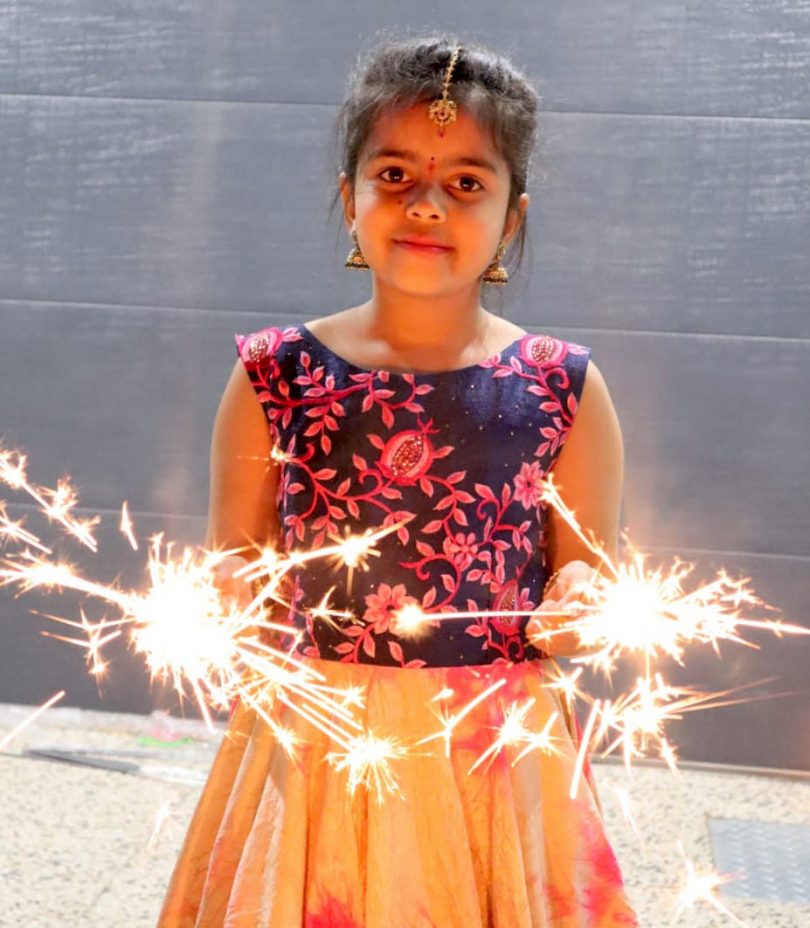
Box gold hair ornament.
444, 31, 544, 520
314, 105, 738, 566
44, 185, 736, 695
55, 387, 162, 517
427, 47, 463, 136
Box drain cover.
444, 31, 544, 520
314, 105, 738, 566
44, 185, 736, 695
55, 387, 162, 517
708, 817, 810, 903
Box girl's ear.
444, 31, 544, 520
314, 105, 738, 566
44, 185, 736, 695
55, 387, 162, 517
503, 192, 530, 246
339, 171, 355, 229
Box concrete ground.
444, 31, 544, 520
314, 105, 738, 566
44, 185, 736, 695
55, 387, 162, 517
1, 703, 808, 928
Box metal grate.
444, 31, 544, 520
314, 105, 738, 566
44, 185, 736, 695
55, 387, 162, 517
708, 817, 810, 903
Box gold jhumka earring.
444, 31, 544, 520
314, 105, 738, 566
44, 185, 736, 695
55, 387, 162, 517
344, 223, 369, 271
482, 239, 509, 286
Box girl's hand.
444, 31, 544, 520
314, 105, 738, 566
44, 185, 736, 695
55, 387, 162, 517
526, 560, 601, 658
211, 554, 254, 614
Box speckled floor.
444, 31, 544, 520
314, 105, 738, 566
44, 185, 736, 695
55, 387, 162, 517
1, 703, 809, 928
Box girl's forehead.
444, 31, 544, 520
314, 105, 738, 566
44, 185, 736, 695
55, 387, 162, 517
362, 104, 503, 168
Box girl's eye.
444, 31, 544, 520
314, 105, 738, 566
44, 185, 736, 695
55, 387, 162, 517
378, 167, 484, 193
454, 175, 484, 193
379, 166, 408, 184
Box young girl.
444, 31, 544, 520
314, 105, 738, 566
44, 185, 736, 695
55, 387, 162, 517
158, 35, 639, 927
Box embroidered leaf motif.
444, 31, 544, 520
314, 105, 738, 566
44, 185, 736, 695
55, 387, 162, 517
388, 640, 404, 663
474, 483, 497, 502
452, 509, 468, 526
421, 521, 443, 535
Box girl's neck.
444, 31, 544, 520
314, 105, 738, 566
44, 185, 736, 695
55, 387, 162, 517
360, 282, 492, 354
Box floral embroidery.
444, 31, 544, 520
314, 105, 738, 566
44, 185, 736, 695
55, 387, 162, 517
513, 459, 547, 509
234, 323, 592, 668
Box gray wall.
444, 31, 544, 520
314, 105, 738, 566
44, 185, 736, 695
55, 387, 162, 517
1, 4, 808, 770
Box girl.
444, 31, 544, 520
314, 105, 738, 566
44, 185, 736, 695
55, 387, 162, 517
158, 35, 639, 927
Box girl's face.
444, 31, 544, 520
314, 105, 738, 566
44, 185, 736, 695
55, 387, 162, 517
339, 103, 529, 297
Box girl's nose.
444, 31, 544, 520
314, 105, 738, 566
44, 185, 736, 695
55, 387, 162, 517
404, 183, 447, 222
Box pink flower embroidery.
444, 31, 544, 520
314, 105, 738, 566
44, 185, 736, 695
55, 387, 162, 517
442, 531, 479, 571
362, 582, 419, 635
513, 459, 546, 509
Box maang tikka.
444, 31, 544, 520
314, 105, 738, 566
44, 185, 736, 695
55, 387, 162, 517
345, 45, 509, 285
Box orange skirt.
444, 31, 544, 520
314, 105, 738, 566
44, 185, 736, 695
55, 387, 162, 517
157, 657, 639, 927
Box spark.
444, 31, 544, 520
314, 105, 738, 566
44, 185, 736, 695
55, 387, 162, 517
668, 840, 749, 926
147, 800, 176, 852
415, 677, 507, 757
467, 696, 536, 774
120, 501, 139, 551
0, 690, 66, 751
0, 443, 100, 550
0, 500, 51, 553
325, 731, 412, 804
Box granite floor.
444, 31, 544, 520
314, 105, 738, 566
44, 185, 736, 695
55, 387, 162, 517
1, 702, 808, 928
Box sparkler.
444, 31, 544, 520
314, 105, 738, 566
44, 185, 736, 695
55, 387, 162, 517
1, 439, 806, 925
669, 839, 749, 927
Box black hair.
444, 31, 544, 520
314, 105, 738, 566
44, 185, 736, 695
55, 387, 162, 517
326, 31, 545, 311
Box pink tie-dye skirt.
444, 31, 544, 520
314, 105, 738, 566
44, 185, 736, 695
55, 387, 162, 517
157, 656, 640, 927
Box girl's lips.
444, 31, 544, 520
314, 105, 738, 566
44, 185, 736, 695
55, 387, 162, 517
395, 240, 452, 255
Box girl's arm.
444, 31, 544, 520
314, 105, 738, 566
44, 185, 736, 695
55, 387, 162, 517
528, 360, 624, 658
206, 359, 281, 559
545, 358, 625, 574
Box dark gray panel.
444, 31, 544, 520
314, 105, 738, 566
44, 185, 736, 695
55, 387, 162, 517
1, 3, 808, 117
0, 303, 273, 518
0, 97, 807, 338
0, 95, 334, 311
534, 116, 810, 340
586, 329, 810, 557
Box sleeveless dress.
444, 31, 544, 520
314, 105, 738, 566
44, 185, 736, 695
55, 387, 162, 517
157, 322, 640, 927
